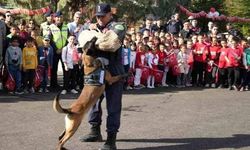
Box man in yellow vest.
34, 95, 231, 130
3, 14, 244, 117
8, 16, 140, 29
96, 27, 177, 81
49, 11, 69, 88
40, 10, 53, 37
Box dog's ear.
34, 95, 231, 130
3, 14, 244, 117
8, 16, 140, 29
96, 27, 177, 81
84, 37, 99, 56
83, 36, 98, 51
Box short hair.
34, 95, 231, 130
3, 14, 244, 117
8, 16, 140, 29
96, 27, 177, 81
26, 37, 35, 43
18, 19, 26, 26
69, 34, 76, 38
10, 36, 19, 43
232, 36, 239, 42
10, 24, 18, 29
130, 41, 137, 47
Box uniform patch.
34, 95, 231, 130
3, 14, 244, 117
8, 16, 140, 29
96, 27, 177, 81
115, 24, 124, 31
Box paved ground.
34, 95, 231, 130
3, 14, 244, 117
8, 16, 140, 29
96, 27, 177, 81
0, 87, 250, 150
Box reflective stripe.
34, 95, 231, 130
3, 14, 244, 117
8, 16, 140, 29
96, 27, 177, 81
50, 24, 68, 50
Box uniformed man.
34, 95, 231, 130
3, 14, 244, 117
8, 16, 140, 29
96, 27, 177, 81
79, 3, 126, 150
49, 11, 68, 88
40, 10, 53, 37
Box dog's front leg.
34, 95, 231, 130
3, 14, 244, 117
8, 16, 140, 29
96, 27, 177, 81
105, 71, 124, 85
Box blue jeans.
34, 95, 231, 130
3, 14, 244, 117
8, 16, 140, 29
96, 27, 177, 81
41, 67, 48, 90
8, 65, 22, 91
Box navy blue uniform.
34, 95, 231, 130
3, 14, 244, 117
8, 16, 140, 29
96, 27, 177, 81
88, 21, 126, 133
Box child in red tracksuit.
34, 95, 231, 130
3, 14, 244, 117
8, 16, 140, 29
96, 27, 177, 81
157, 43, 168, 87
205, 37, 221, 88
218, 39, 229, 88
226, 38, 242, 90
134, 44, 147, 89
192, 34, 208, 86
147, 47, 159, 88
186, 40, 194, 86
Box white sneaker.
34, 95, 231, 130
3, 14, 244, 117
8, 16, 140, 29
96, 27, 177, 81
211, 83, 216, 88
38, 89, 43, 93
29, 87, 35, 93
245, 86, 249, 91
70, 89, 78, 94
126, 86, 133, 90
61, 90, 67, 95
44, 89, 49, 93
186, 83, 193, 87
162, 83, 169, 87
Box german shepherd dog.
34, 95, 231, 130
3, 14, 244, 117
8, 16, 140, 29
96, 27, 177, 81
53, 37, 124, 150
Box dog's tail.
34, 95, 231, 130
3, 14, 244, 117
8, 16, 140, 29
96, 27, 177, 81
53, 92, 71, 114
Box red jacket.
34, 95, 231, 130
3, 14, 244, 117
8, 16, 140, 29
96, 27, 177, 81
226, 47, 242, 67
218, 47, 228, 68
135, 51, 146, 68
208, 45, 221, 64
193, 42, 208, 62
157, 51, 166, 65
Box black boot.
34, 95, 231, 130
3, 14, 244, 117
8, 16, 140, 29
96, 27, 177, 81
99, 132, 117, 150
79, 124, 102, 142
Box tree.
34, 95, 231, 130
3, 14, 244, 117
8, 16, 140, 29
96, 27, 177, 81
223, 0, 250, 36
149, 0, 190, 20
189, 0, 226, 33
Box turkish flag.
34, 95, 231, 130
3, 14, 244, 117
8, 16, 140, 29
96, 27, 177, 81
172, 64, 180, 76
153, 69, 163, 83
168, 53, 178, 67
5, 72, 15, 91
140, 66, 150, 84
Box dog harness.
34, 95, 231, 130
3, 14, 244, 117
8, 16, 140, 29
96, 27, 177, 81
84, 68, 105, 86
84, 57, 108, 86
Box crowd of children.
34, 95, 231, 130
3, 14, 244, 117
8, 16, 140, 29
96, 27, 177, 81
0, 10, 250, 95
122, 15, 250, 92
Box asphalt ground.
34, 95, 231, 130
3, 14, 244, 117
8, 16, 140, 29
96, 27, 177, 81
0, 87, 250, 150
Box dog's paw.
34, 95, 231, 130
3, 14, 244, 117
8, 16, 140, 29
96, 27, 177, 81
120, 73, 129, 78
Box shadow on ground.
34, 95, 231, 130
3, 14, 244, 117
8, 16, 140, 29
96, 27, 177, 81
118, 134, 250, 150
0, 86, 207, 103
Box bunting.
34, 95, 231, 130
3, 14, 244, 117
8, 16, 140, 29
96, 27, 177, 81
0, 6, 51, 16
176, 4, 250, 23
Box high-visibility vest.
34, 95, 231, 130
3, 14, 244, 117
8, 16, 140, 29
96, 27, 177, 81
50, 23, 68, 53
40, 22, 51, 36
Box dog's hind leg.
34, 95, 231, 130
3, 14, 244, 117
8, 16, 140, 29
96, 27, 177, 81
57, 133, 74, 150
57, 114, 83, 150
58, 130, 66, 141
